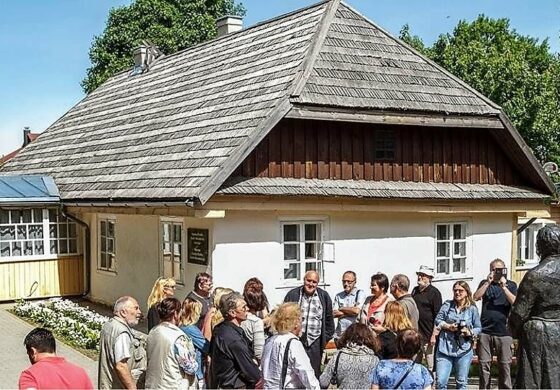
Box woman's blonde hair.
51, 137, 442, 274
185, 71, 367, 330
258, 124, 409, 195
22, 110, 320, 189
271, 302, 301, 334
382, 301, 413, 332
210, 287, 234, 329
180, 298, 202, 326
453, 280, 475, 309
147, 277, 175, 308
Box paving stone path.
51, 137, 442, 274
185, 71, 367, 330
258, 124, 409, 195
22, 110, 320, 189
0, 305, 97, 389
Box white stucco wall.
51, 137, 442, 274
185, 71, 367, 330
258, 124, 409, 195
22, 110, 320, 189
212, 211, 514, 306
85, 213, 213, 310
82, 209, 513, 313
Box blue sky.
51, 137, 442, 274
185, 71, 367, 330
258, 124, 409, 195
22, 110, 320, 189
1, 0, 558, 156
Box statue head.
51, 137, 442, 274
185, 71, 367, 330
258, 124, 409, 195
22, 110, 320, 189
536, 225, 560, 260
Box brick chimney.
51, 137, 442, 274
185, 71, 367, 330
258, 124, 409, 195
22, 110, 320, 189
216, 16, 243, 37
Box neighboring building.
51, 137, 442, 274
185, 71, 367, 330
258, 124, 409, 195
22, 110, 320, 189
0, 0, 553, 304
0, 176, 84, 300
0, 128, 40, 166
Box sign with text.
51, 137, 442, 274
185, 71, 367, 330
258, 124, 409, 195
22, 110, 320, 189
187, 228, 209, 265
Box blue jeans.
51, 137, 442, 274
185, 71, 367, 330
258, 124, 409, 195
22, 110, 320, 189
435, 349, 473, 389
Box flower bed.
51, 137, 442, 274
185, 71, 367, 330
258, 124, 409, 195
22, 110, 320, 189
13, 298, 109, 351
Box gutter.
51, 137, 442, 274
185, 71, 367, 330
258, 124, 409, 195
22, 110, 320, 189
62, 197, 199, 208
61, 207, 91, 297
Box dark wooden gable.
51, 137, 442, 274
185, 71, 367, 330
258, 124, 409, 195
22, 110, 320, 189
233, 118, 526, 186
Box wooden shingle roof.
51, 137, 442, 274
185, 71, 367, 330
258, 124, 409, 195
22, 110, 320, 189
291, 3, 501, 115
1, 0, 553, 203
218, 177, 548, 201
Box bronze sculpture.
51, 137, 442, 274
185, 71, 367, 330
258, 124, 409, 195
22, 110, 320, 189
509, 225, 560, 388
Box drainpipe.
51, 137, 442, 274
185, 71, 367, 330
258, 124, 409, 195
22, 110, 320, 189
61, 207, 91, 297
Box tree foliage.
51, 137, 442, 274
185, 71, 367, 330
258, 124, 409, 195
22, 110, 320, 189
82, 0, 245, 94
400, 16, 560, 170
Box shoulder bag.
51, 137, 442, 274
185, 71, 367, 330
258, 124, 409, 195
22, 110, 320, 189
280, 338, 296, 389
392, 362, 416, 389
330, 351, 343, 386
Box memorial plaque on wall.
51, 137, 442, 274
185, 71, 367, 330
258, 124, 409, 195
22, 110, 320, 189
188, 228, 209, 265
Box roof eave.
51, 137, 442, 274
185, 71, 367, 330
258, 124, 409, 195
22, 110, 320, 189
498, 112, 556, 195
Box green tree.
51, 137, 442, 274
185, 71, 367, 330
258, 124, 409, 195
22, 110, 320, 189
82, 0, 245, 94
399, 24, 430, 56
400, 16, 560, 170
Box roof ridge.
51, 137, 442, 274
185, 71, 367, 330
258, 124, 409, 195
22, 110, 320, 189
291, 0, 342, 97
337, 1, 501, 113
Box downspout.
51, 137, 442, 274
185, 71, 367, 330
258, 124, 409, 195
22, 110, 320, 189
61, 207, 91, 297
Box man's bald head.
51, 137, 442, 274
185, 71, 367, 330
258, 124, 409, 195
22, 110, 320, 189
303, 270, 320, 296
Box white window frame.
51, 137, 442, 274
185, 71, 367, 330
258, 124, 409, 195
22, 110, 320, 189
0, 208, 79, 262
434, 221, 471, 279
98, 217, 117, 272
160, 218, 185, 285
280, 217, 327, 284
517, 220, 556, 270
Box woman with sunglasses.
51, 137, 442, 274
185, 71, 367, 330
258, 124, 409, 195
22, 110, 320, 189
434, 281, 481, 389
147, 277, 176, 332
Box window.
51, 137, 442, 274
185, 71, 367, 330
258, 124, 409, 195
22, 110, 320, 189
161, 220, 184, 284
517, 221, 555, 268
518, 226, 536, 264
282, 221, 323, 282
48, 209, 78, 255
435, 222, 467, 276
374, 130, 395, 160
99, 219, 116, 272
0, 208, 78, 260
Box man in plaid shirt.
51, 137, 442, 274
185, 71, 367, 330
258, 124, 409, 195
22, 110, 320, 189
284, 270, 335, 378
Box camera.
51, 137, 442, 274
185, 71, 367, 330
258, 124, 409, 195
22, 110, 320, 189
493, 267, 507, 282
455, 320, 471, 340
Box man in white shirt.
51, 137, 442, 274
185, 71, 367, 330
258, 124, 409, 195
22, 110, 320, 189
333, 271, 365, 343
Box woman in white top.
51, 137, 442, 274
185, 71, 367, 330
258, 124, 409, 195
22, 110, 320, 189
262, 302, 320, 389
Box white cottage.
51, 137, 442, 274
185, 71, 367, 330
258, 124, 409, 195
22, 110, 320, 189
1, 0, 553, 306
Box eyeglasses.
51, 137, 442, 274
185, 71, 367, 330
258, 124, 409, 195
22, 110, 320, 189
164, 285, 176, 289
342, 280, 356, 284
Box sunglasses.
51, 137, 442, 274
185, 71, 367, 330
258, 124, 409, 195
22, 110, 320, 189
164, 285, 176, 289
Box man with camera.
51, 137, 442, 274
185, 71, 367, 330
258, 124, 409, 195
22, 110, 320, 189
473, 258, 517, 389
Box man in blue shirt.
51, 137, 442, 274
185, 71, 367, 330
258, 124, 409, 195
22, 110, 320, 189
473, 258, 517, 389
333, 271, 365, 344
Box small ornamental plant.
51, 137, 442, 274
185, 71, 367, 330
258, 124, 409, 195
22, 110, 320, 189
13, 298, 109, 351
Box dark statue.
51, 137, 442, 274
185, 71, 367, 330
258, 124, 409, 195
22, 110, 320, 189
509, 225, 560, 388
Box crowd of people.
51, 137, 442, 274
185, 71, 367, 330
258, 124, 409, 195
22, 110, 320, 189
17, 225, 560, 389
